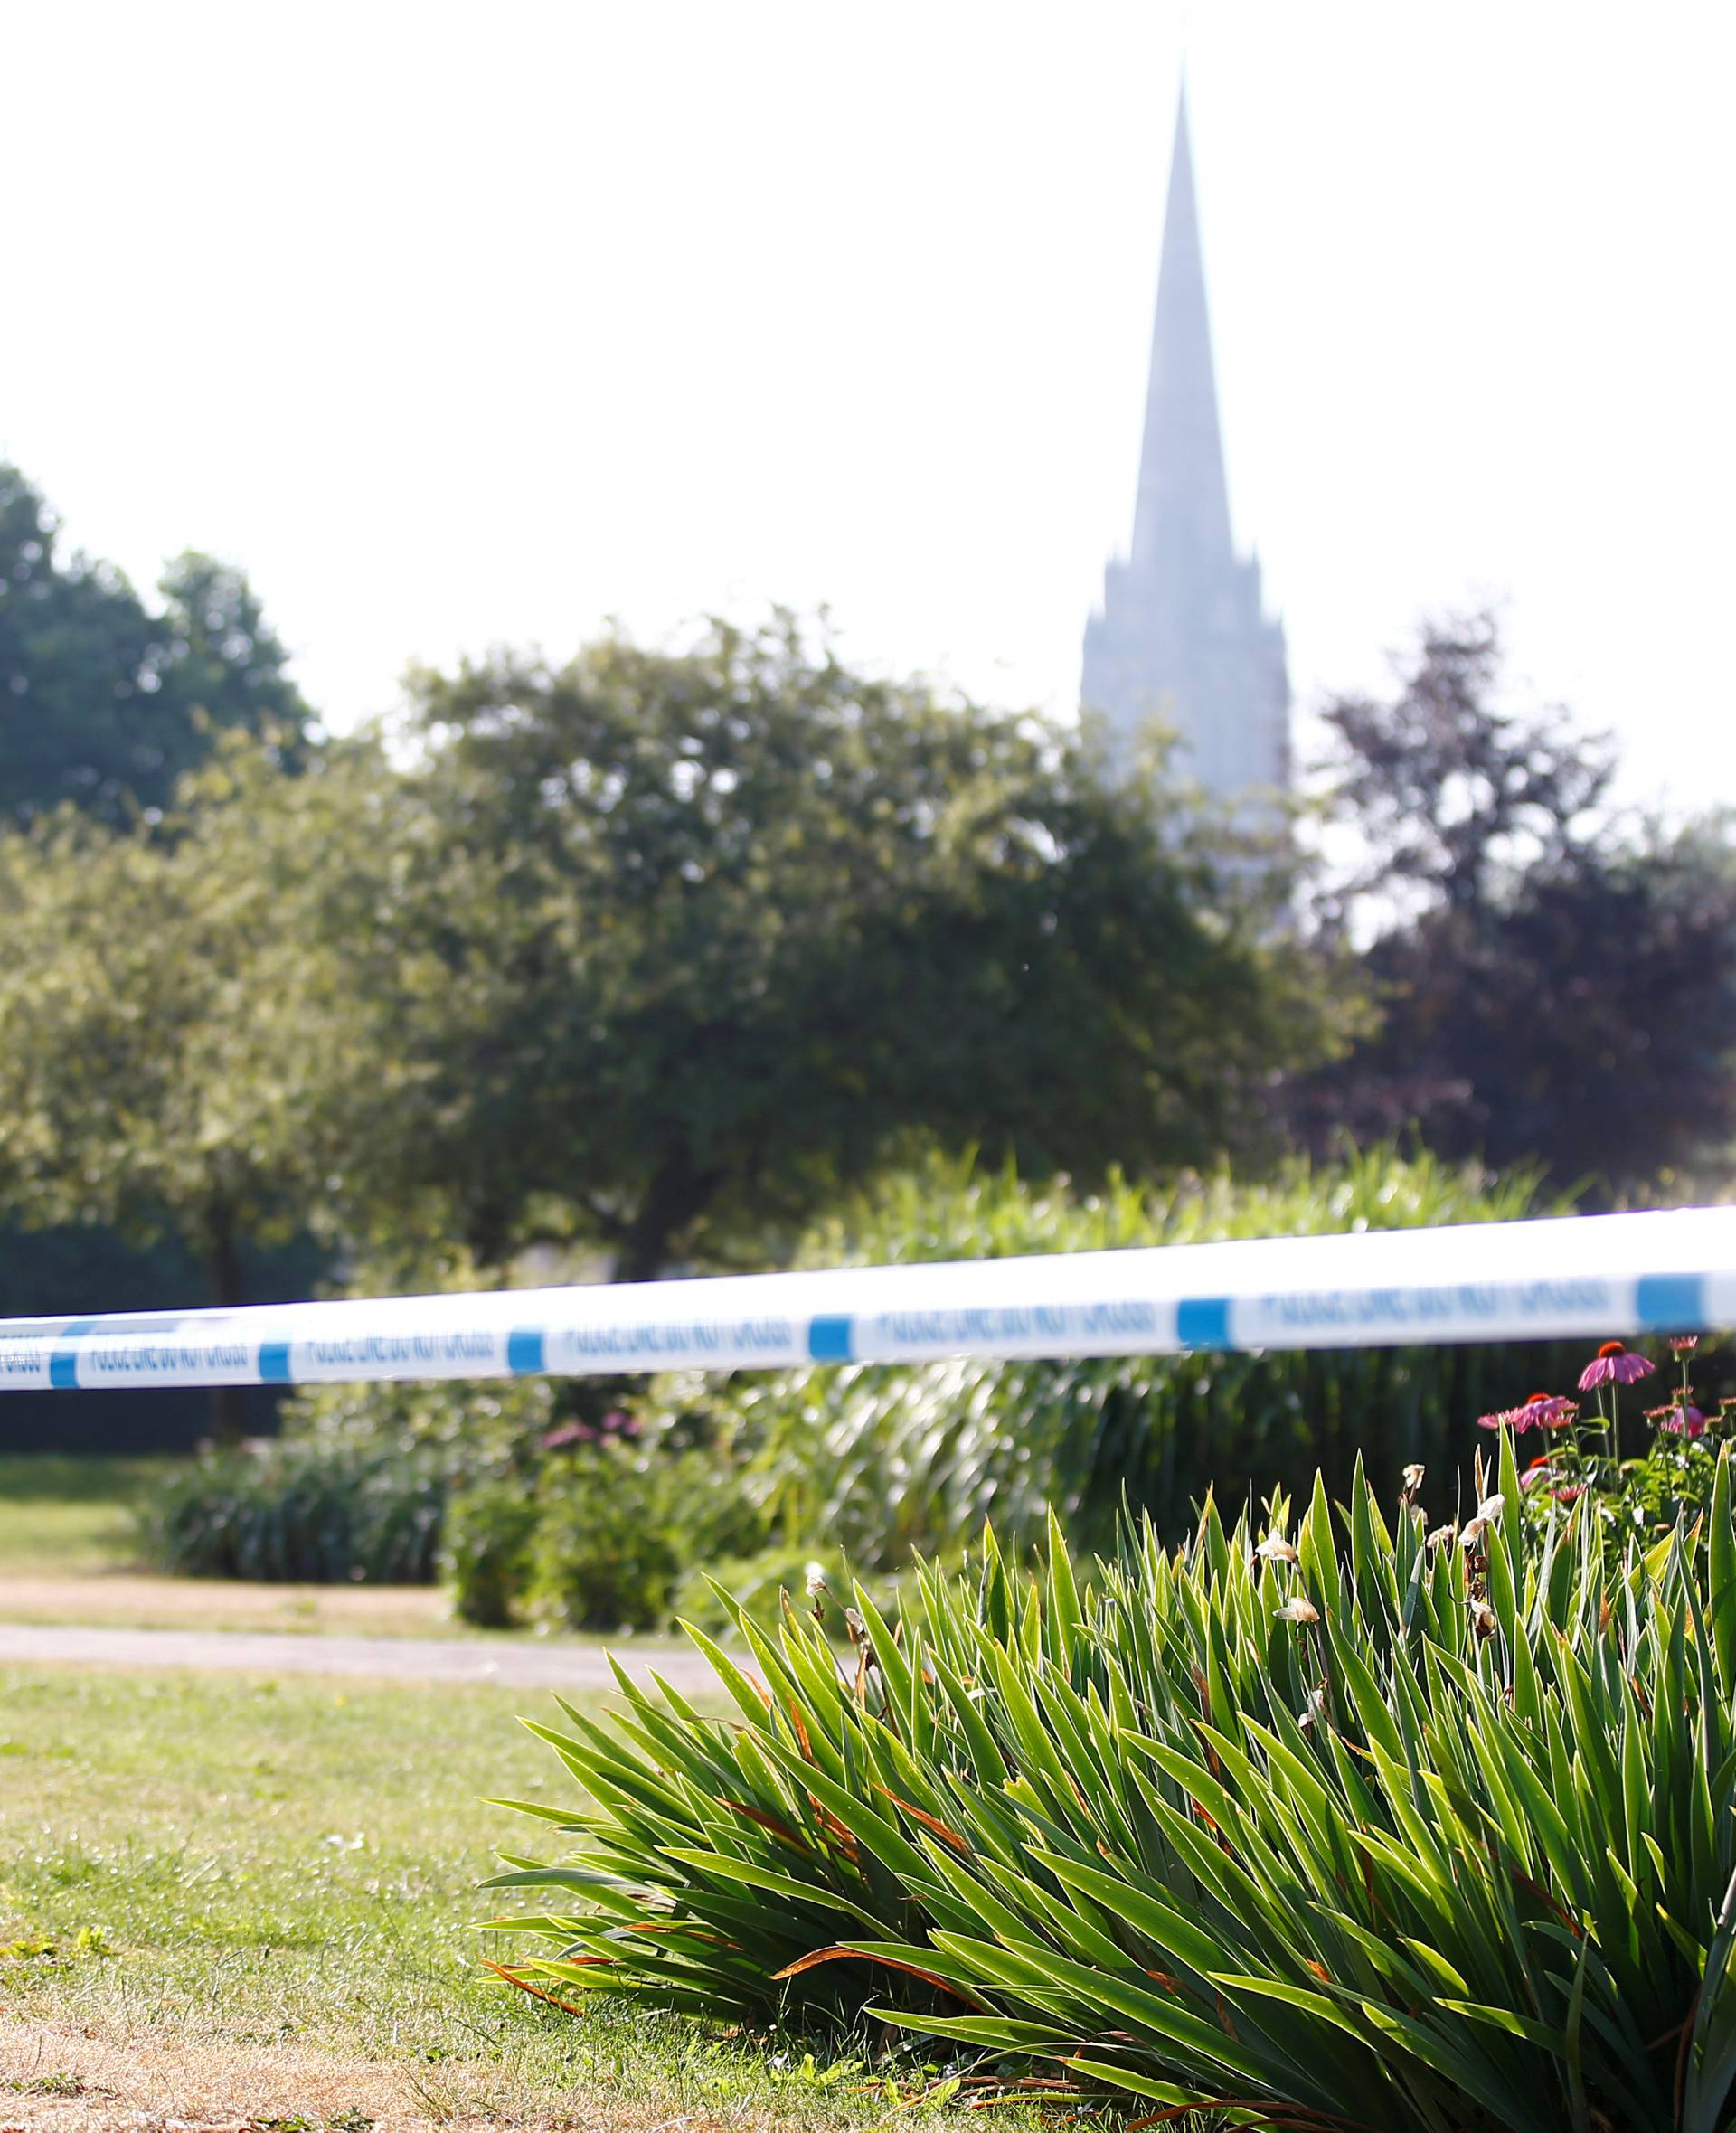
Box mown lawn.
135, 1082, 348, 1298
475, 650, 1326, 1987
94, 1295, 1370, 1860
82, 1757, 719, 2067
0, 1664, 1052, 2132
0, 1453, 457, 1637
0, 1455, 168, 1575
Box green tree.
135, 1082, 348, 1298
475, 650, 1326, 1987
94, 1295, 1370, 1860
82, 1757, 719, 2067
0, 462, 309, 826
389, 617, 1353, 1276
0, 740, 401, 1430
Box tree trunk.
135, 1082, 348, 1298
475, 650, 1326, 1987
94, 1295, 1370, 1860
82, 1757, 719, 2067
204, 1207, 246, 1445
610, 1152, 721, 1285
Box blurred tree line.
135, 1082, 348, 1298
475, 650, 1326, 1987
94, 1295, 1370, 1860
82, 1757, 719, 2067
1297, 617, 1736, 1187
1, 463, 1733, 1446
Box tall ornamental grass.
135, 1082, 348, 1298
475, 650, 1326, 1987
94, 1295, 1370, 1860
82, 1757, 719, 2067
682, 1145, 1565, 1562
489, 1436, 1736, 2132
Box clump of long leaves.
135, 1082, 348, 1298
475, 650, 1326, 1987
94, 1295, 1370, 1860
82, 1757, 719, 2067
488, 1440, 1736, 2132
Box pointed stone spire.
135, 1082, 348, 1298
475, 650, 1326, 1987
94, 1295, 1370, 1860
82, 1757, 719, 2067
1081, 79, 1289, 802
1130, 83, 1233, 580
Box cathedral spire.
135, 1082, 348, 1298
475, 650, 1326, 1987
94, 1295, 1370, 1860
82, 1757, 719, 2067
1130, 81, 1233, 578
1080, 76, 1289, 801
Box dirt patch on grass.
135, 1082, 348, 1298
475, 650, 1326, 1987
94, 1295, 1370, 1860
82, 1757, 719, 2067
0, 2015, 750, 2133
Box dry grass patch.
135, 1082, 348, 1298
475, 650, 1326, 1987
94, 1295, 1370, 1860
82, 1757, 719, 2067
0, 2014, 816, 2133
0, 1667, 1058, 2133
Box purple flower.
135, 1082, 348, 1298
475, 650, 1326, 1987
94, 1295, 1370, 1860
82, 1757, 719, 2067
542, 1419, 599, 1449
1579, 1341, 1656, 1391
1478, 1392, 1576, 1435
1656, 1402, 1707, 1439
1522, 1392, 1578, 1429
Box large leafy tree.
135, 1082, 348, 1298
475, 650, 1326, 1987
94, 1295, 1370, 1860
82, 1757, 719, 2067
0, 741, 402, 1430
0, 619, 1354, 1348
1301, 616, 1736, 1190
0, 462, 309, 826
389, 618, 1352, 1276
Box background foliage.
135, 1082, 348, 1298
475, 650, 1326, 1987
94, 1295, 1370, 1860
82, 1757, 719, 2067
137, 1149, 1588, 1626
683, 1145, 1571, 1564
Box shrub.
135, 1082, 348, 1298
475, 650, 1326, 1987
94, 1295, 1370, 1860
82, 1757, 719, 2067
488, 1439, 1736, 2130
281, 1372, 560, 1477
138, 1438, 448, 1581
498, 1418, 770, 1634
440, 1480, 541, 1627
522, 1443, 685, 1633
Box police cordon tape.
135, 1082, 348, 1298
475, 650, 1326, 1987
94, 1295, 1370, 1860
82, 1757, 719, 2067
2, 1207, 1734, 1392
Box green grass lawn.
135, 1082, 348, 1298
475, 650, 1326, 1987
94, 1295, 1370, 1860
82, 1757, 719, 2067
0, 1452, 167, 1574
0, 1451, 463, 1635
0, 1664, 1039, 2131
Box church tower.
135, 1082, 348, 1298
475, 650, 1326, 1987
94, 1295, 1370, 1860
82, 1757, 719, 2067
1081, 84, 1289, 798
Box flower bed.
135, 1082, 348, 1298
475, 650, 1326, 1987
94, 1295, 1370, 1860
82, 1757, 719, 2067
487, 1348, 1736, 2130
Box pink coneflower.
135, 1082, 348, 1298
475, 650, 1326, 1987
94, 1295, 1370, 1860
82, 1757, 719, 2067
1658, 1402, 1707, 1439
1520, 1392, 1578, 1429
541, 1419, 599, 1449
1552, 1484, 1587, 1504
1579, 1341, 1656, 1391
1478, 1392, 1577, 1434
1670, 1335, 1701, 1354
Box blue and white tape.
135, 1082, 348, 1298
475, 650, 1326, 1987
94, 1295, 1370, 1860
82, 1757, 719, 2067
2, 1208, 1733, 1392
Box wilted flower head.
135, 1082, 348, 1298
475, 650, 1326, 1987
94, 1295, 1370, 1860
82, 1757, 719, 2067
1459, 1498, 1503, 1552
1579, 1341, 1656, 1391
1426, 1524, 1456, 1551
1401, 1462, 1425, 1499
1469, 1597, 1497, 1641
1275, 1596, 1319, 1626
1256, 1532, 1299, 1566
803, 1562, 830, 1600
1300, 1681, 1330, 1731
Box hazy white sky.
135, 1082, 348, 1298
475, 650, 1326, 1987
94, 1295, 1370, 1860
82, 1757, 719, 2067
4, 1, 1732, 809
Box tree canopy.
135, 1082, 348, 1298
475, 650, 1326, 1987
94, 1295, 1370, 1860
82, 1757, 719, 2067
383, 618, 1353, 1275
0, 461, 309, 826
1302, 617, 1736, 1191
0, 619, 1356, 1303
